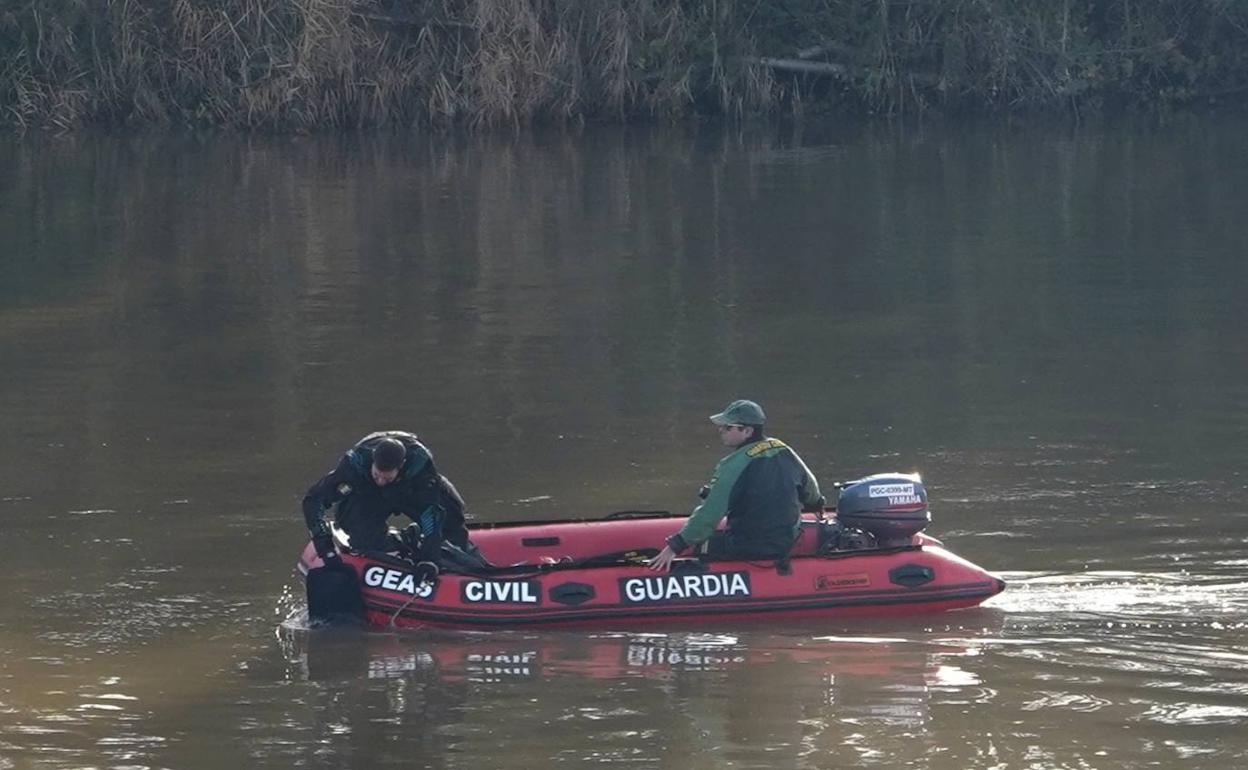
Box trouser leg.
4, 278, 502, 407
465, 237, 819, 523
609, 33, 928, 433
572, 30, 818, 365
703, 531, 791, 561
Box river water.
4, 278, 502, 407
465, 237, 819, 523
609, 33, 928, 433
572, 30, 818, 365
2, 119, 1247, 769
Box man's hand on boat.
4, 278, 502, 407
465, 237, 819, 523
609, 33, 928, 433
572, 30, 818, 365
313, 533, 341, 565
648, 544, 678, 572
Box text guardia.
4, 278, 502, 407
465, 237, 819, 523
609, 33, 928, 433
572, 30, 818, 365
620, 572, 751, 603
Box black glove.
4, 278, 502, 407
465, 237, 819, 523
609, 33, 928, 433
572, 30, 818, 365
394, 523, 424, 559
313, 533, 338, 562
802, 495, 827, 513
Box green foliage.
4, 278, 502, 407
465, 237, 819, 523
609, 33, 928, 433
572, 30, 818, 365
1, 0, 1246, 129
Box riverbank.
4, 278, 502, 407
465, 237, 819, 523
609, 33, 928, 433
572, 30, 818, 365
3, 0, 1247, 130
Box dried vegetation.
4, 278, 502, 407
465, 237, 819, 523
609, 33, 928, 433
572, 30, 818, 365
2, 0, 1247, 129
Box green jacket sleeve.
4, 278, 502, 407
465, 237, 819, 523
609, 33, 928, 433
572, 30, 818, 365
790, 448, 823, 508
675, 447, 752, 547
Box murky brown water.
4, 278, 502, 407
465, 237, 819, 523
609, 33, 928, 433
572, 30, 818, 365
3, 120, 1247, 769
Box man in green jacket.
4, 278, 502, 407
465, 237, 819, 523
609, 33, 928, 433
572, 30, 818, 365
648, 399, 824, 572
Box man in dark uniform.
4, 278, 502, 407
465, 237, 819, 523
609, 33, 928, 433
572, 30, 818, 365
648, 399, 823, 572
302, 431, 475, 564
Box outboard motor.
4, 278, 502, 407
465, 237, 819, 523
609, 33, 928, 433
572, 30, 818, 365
835, 473, 931, 548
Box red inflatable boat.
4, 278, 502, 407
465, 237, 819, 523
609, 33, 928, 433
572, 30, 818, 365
296, 474, 1005, 629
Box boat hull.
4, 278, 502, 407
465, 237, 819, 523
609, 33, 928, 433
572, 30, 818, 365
297, 514, 1004, 629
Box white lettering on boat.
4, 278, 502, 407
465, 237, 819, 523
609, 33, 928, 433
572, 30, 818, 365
461, 580, 541, 604
362, 565, 434, 598
888, 494, 923, 506
620, 572, 751, 604
869, 483, 915, 498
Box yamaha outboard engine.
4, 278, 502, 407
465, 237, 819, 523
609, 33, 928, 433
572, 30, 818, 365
835, 473, 931, 548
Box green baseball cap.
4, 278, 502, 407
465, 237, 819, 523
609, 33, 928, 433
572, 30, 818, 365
709, 399, 766, 426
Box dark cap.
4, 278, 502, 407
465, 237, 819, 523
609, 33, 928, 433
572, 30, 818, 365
709, 399, 766, 426
372, 437, 406, 472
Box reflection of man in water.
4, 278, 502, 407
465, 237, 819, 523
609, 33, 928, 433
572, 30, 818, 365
297, 628, 468, 770
649, 399, 823, 572
301, 431, 475, 563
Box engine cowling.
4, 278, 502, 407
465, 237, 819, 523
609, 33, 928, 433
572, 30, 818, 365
835, 473, 931, 547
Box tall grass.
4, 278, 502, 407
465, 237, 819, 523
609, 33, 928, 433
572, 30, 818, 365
2, 0, 1247, 130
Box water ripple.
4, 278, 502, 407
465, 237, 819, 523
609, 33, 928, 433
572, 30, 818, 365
1020, 691, 1115, 712
1136, 703, 1248, 725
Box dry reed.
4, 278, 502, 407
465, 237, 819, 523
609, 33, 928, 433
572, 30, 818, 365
2, 0, 1246, 130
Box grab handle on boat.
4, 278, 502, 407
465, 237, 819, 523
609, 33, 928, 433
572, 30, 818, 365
604, 510, 673, 520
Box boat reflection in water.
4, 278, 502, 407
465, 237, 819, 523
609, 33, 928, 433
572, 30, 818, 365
280, 611, 1004, 738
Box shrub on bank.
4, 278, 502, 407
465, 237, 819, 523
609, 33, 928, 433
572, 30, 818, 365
2, 0, 1246, 129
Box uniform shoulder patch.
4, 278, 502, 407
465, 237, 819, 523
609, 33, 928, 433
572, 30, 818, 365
747, 438, 787, 457
337, 483, 353, 495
